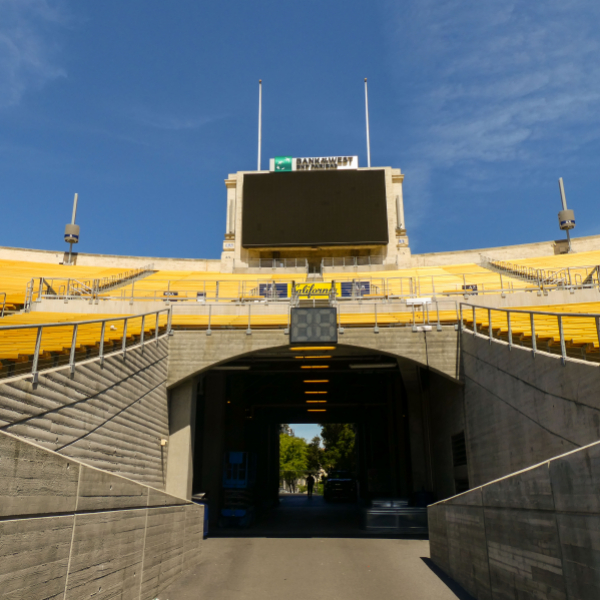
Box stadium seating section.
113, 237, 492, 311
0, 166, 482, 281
2, 254, 600, 372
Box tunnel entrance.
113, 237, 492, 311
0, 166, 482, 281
189, 343, 443, 535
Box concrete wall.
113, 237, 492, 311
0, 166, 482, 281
462, 332, 600, 488
411, 233, 600, 267
429, 440, 600, 600
428, 369, 467, 500
0, 245, 221, 270
167, 327, 460, 388
0, 429, 204, 600
0, 338, 169, 489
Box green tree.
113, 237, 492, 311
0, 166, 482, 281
320, 424, 356, 473
279, 433, 307, 492
306, 436, 323, 473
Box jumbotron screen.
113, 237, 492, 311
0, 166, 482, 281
241, 170, 388, 247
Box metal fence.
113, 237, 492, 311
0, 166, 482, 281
246, 258, 308, 269
21, 263, 600, 308
460, 303, 600, 364
24, 264, 154, 308
482, 256, 600, 291
321, 255, 385, 268
0, 308, 171, 382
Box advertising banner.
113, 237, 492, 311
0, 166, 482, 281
269, 156, 358, 172
295, 282, 342, 299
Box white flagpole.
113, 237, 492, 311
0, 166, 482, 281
257, 80, 262, 171
364, 78, 371, 168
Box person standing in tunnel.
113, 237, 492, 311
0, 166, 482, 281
306, 474, 315, 498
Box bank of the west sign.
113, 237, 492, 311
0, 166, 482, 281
269, 156, 358, 172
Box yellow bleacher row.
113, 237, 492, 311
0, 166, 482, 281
115, 264, 526, 300
510, 250, 600, 269
466, 302, 600, 350
0, 259, 132, 305
3, 250, 600, 307
3, 301, 600, 365
0, 313, 169, 362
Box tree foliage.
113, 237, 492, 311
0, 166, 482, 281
279, 432, 307, 492
320, 423, 356, 473
306, 436, 323, 473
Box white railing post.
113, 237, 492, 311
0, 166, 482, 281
472, 306, 477, 335
530, 312, 537, 357
122, 318, 128, 358
140, 315, 145, 353
207, 304, 212, 336
69, 324, 78, 375
155, 312, 160, 345
167, 307, 173, 335
558, 315, 566, 365
488, 309, 492, 344
507, 312, 512, 350
246, 304, 252, 335
31, 326, 43, 384
374, 303, 379, 334
99, 321, 106, 366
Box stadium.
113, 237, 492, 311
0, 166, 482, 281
2, 158, 600, 600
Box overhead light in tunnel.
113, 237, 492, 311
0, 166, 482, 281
290, 346, 336, 351
305, 391, 327, 395
301, 365, 329, 369
306, 400, 327, 404
303, 380, 329, 383
214, 366, 251, 371
294, 356, 332, 360
349, 363, 397, 369
308, 409, 327, 412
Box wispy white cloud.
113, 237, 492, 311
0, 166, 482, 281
386, 0, 600, 170
132, 108, 221, 131
0, 0, 68, 108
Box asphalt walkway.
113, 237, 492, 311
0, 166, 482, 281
159, 494, 473, 600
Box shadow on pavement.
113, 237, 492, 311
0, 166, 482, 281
211, 493, 429, 540
420, 558, 476, 600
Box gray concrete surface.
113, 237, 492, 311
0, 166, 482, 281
429, 439, 600, 600
160, 494, 473, 600
0, 429, 204, 600
167, 326, 460, 388
0, 337, 169, 489
463, 332, 600, 488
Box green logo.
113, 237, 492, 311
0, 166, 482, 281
274, 156, 293, 172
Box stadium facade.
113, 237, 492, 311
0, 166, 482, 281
1, 160, 600, 599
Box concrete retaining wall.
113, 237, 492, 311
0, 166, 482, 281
463, 332, 600, 488
0, 338, 169, 489
0, 429, 204, 600
167, 327, 460, 388
428, 439, 600, 600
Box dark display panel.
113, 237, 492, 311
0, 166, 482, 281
290, 308, 338, 344
242, 170, 388, 247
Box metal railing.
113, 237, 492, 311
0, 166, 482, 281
482, 256, 600, 291
321, 255, 385, 268
0, 308, 171, 383
21, 264, 600, 308
460, 303, 600, 364
246, 258, 308, 269
24, 264, 154, 308
0, 293, 6, 318
172, 298, 461, 336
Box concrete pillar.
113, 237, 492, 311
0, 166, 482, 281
402, 365, 434, 493
225, 179, 237, 236
166, 379, 197, 500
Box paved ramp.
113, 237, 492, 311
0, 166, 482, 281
159, 495, 473, 600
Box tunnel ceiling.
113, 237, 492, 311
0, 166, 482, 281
211, 344, 403, 424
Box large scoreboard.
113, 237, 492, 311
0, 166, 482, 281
241, 170, 388, 248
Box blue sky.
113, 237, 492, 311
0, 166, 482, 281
1, 0, 599, 259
